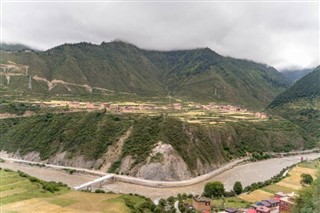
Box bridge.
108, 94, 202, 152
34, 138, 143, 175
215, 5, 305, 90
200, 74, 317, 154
73, 174, 115, 190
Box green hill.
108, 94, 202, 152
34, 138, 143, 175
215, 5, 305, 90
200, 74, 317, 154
269, 66, 320, 139
0, 112, 314, 180
0, 43, 36, 52
270, 66, 320, 107
0, 41, 290, 109
144, 48, 289, 108
282, 68, 313, 83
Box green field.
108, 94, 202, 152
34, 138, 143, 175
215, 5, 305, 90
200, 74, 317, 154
299, 158, 320, 169
210, 197, 250, 209
0, 168, 68, 206
0, 168, 156, 213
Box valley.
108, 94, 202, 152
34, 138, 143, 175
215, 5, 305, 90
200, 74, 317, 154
0, 41, 290, 109
2, 2, 320, 212
1, 153, 318, 200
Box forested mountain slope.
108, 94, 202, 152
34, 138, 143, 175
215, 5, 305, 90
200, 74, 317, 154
269, 66, 320, 139
0, 112, 314, 180
0, 41, 291, 109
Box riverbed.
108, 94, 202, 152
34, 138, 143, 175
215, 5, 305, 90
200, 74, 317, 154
1, 153, 319, 200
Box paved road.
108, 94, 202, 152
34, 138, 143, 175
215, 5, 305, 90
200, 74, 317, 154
101, 153, 320, 199
1, 157, 107, 175
74, 174, 115, 190
1, 153, 319, 200
0, 156, 247, 188
174, 201, 181, 213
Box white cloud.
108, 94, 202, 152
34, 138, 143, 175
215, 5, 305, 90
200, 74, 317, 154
2, 1, 319, 70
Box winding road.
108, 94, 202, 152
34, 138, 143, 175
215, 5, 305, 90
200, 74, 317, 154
1, 152, 319, 199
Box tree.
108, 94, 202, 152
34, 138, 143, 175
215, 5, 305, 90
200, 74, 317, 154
233, 181, 243, 195
204, 181, 225, 198
301, 174, 313, 185
154, 206, 162, 213
158, 198, 166, 206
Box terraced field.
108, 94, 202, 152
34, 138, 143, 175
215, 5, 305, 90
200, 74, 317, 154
239, 159, 320, 202
0, 169, 149, 213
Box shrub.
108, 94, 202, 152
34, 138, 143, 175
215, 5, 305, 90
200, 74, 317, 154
108, 159, 122, 173
233, 181, 243, 195
301, 174, 313, 185
204, 181, 225, 198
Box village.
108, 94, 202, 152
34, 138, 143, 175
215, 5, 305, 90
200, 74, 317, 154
187, 158, 319, 213
191, 191, 295, 213
2, 100, 266, 124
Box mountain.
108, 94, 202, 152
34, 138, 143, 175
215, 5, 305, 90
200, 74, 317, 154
0, 112, 313, 181
0, 41, 291, 108
282, 68, 314, 83
1, 43, 36, 52
144, 48, 290, 108
269, 66, 320, 139
270, 66, 320, 107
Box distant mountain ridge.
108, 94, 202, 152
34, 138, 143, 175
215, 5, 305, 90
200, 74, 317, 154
282, 68, 314, 83
269, 66, 320, 140
0, 41, 291, 108
1, 43, 36, 52
270, 66, 320, 107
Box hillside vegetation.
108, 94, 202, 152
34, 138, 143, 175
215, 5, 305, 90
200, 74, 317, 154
0, 112, 314, 180
269, 66, 320, 140
0, 41, 291, 109
282, 68, 313, 83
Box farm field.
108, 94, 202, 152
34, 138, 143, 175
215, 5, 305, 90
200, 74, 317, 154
239, 159, 320, 203
238, 190, 274, 202
210, 197, 250, 209
0, 168, 148, 213
275, 166, 317, 190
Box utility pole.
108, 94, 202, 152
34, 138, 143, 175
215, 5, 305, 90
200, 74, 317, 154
28, 75, 32, 90
26, 66, 32, 90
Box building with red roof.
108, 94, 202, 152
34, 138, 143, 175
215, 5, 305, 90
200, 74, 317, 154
256, 206, 270, 213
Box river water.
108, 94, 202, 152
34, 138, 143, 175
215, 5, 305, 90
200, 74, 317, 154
1, 153, 319, 200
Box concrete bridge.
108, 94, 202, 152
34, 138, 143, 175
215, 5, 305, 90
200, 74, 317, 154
1, 151, 319, 191
73, 174, 115, 190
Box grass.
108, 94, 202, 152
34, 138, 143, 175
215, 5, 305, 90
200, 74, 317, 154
0, 169, 154, 213
238, 190, 274, 202
262, 184, 296, 194
210, 197, 250, 209
299, 159, 320, 169
276, 166, 317, 190
0, 169, 69, 206
46, 198, 78, 207
239, 160, 319, 203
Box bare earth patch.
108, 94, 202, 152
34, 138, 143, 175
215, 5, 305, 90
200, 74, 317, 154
239, 190, 274, 202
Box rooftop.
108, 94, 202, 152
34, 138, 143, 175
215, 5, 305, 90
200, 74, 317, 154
225, 208, 238, 213
263, 199, 279, 204
256, 206, 270, 213
193, 196, 211, 202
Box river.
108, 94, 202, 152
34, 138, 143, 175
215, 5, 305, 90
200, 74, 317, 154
1, 153, 319, 200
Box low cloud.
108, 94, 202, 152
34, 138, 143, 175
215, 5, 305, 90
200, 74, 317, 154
2, 1, 319, 70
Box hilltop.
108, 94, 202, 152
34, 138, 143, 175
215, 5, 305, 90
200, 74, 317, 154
0, 41, 290, 109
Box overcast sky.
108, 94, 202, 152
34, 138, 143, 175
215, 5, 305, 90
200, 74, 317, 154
1, 1, 319, 70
